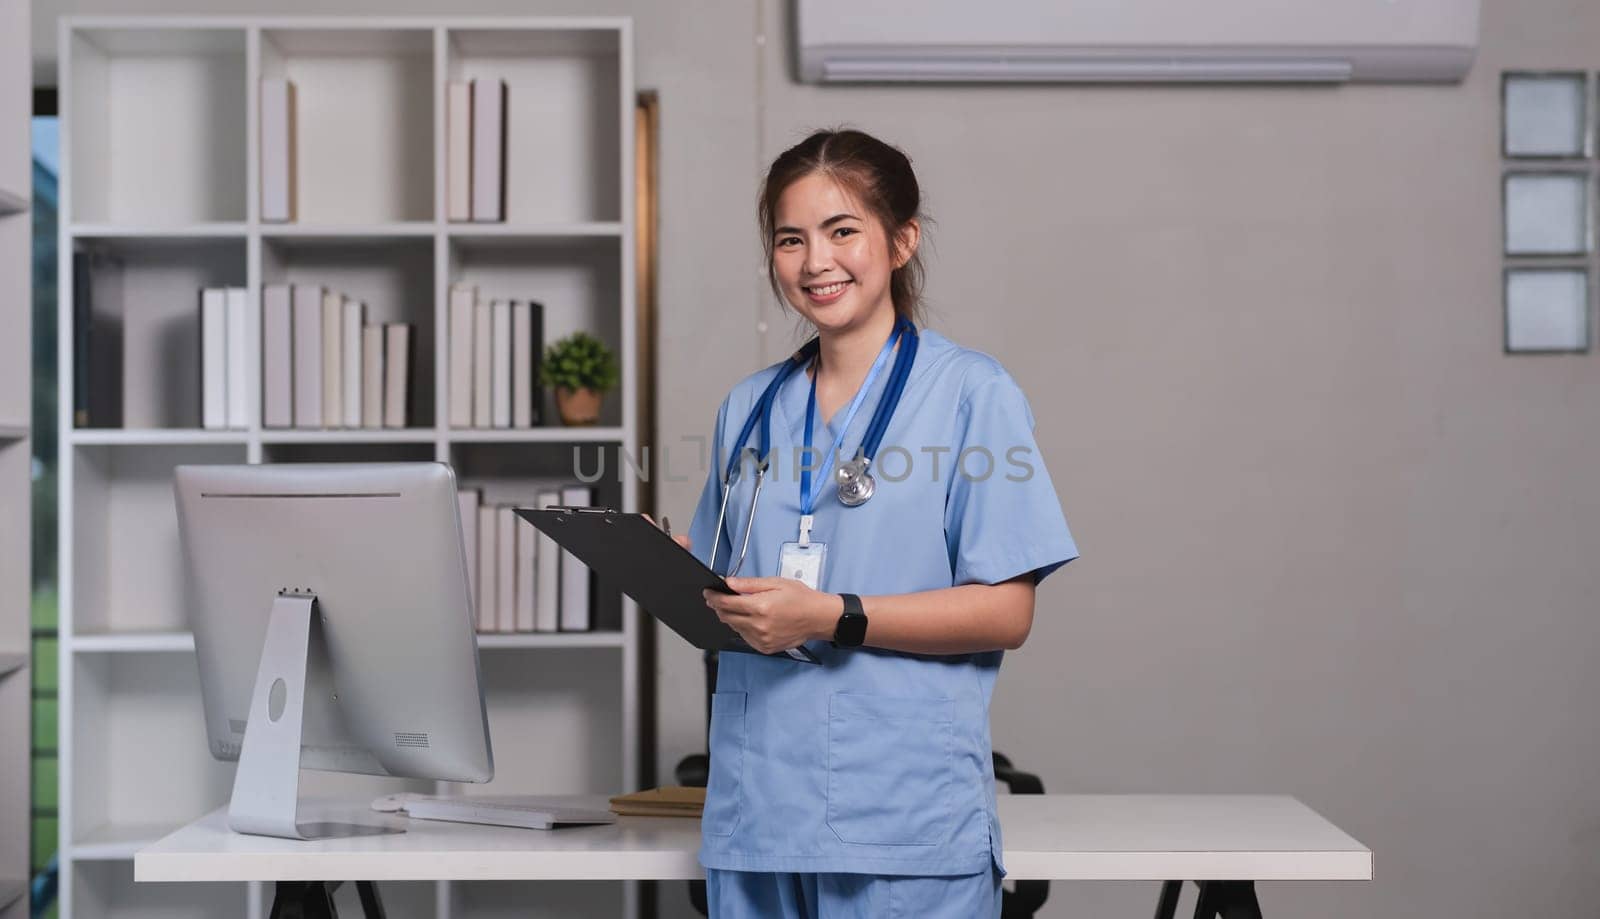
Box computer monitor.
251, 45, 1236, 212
174, 462, 493, 840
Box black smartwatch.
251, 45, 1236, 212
831, 593, 868, 648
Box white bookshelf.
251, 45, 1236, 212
58, 16, 639, 919
1, 0, 30, 914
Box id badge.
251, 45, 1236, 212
777, 540, 827, 590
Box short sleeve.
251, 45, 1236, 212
944, 370, 1078, 586
687, 396, 734, 571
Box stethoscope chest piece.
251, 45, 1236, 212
835, 454, 875, 507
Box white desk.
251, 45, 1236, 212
136, 794, 1372, 917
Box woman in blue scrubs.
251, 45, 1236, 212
679, 128, 1078, 918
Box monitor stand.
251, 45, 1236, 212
227, 593, 404, 840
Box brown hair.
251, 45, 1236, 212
758, 128, 928, 324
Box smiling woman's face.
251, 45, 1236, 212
772, 172, 906, 335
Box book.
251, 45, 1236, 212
321, 290, 343, 429
200, 288, 228, 430
261, 79, 297, 222
511, 301, 532, 428
497, 506, 516, 634
361, 325, 384, 429
534, 490, 561, 633
225, 288, 249, 429
73, 250, 124, 428
559, 485, 593, 631
448, 283, 475, 428
446, 81, 472, 222
291, 285, 322, 428
515, 511, 536, 633
477, 505, 498, 633
458, 489, 481, 618
472, 299, 493, 428
491, 300, 511, 428
608, 786, 705, 818
525, 301, 544, 425
383, 323, 411, 429
261, 284, 293, 429
470, 78, 506, 222
342, 298, 364, 429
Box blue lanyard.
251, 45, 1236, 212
722, 338, 820, 484
800, 320, 906, 518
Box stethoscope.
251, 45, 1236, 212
708, 317, 919, 578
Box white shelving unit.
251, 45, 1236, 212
57, 17, 639, 919
1, 0, 31, 915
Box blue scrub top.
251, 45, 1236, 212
687, 328, 1078, 877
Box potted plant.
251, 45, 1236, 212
541, 331, 619, 426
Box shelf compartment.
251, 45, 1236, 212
261, 440, 436, 466
72, 859, 244, 916
71, 442, 246, 635
260, 28, 435, 225
69, 653, 234, 852
262, 235, 437, 429
69, 236, 247, 431
445, 27, 622, 225
447, 236, 624, 429
66, 27, 247, 225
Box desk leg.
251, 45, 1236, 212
268, 881, 387, 919
1170, 881, 1262, 919
268, 881, 337, 919
1154, 881, 1182, 919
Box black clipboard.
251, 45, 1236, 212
515, 506, 821, 664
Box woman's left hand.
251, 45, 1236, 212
704, 577, 839, 654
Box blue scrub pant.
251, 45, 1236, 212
705, 867, 1002, 918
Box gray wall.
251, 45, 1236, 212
35, 0, 1600, 916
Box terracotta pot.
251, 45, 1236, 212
555, 386, 603, 426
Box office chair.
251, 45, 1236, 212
674, 651, 1051, 918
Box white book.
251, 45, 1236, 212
491, 300, 512, 428
342, 298, 364, 428
458, 489, 480, 619
449, 283, 475, 428
321, 290, 343, 429
261, 284, 293, 428
200, 288, 228, 430
225, 288, 249, 429
476, 505, 498, 633
534, 491, 561, 633
472, 300, 493, 428
291, 285, 322, 427
384, 323, 411, 428
497, 507, 516, 634
512, 301, 533, 428
515, 513, 536, 633
470, 78, 506, 222
559, 485, 593, 631
260, 79, 296, 222
361, 325, 384, 429
446, 81, 472, 222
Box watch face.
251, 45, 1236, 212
836, 613, 868, 647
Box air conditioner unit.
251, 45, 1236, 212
796, 0, 1479, 84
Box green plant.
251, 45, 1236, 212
540, 331, 619, 393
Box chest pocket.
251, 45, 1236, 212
825, 692, 956, 846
